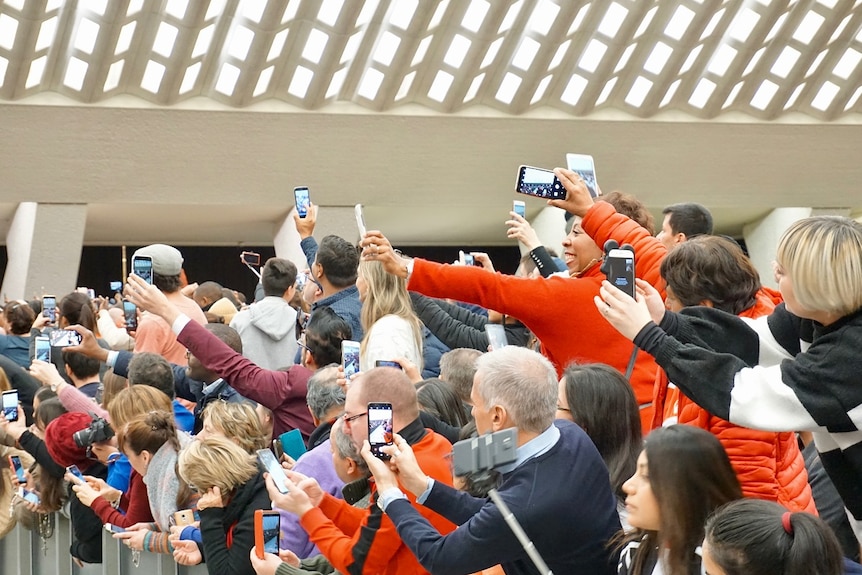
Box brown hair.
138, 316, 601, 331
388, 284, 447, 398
601, 191, 655, 235
660, 235, 760, 315
4, 301, 35, 335
100, 368, 129, 411
108, 385, 172, 430
201, 401, 269, 454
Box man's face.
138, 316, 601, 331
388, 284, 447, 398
469, 373, 494, 435
656, 213, 681, 251
330, 432, 352, 484
186, 352, 207, 382
342, 377, 369, 449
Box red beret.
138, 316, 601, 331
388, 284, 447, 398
45, 412, 92, 469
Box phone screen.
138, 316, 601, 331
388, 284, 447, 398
34, 336, 50, 362
241, 251, 261, 266
459, 251, 475, 266
42, 296, 56, 322
513, 201, 526, 218
257, 449, 289, 494
262, 512, 280, 554
606, 250, 636, 299
294, 187, 310, 218
19, 487, 40, 505
49, 329, 82, 347
355, 204, 367, 237
2, 390, 19, 422
375, 360, 403, 370
123, 301, 138, 330
485, 324, 508, 351
110, 281, 123, 293
105, 523, 126, 533
342, 341, 361, 380
367, 402, 394, 459
9, 455, 26, 483
566, 153, 599, 198
516, 166, 566, 200
67, 465, 86, 484
132, 256, 154, 285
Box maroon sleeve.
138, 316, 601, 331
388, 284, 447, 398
90, 472, 154, 527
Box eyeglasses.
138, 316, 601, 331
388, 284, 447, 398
341, 411, 367, 425
556, 405, 571, 412
296, 337, 311, 353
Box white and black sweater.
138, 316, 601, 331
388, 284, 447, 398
633, 303, 862, 522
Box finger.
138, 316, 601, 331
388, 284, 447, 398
392, 433, 409, 449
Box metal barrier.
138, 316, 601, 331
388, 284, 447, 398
1, 514, 209, 575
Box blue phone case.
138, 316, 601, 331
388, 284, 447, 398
279, 429, 307, 461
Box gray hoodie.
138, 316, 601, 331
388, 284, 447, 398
229, 296, 299, 370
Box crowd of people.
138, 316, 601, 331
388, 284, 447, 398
2, 166, 862, 575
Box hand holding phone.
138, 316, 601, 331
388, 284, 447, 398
606, 249, 636, 299
18, 487, 41, 505
8, 455, 27, 483
132, 256, 154, 285
49, 329, 83, 347
515, 166, 566, 200
33, 336, 51, 362
105, 523, 126, 533
513, 200, 526, 219
66, 465, 86, 485
257, 449, 290, 494
123, 300, 138, 330
367, 402, 394, 459
566, 153, 599, 198
2, 390, 19, 422
294, 187, 311, 218
41, 295, 57, 323
254, 510, 281, 559
341, 340, 361, 380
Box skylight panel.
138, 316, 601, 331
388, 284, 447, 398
625, 76, 653, 107
495, 71, 522, 104
829, 13, 852, 42
327, 66, 348, 98
73, 18, 100, 55
302, 29, 329, 64
356, 0, 379, 26
805, 49, 827, 76
36, 16, 58, 52
317, 0, 344, 27
282, 0, 301, 23
643, 41, 673, 75
46, 0, 63, 11
63, 57, 88, 91
560, 73, 588, 105
699, 8, 724, 41
595, 76, 617, 105
165, 0, 189, 20
79, 0, 107, 16
192, 25, 214, 58
816, 0, 839, 8
389, 0, 418, 31
578, 39, 607, 73
26, 55, 47, 88
179, 61, 201, 94
268, 29, 288, 61
770, 46, 800, 78
127, 0, 143, 17
844, 86, 862, 111
614, 43, 636, 73
743, 46, 765, 75
3, 0, 24, 9
237, 0, 265, 22
0, 56, 8, 88
464, 72, 485, 102
227, 25, 255, 60
499, 1, 523, 34
395, 69, 415, 100
410, 34, 431, 66
373, 31, 402, 66
750, 79, 778, 110
679, 44, 703, 74
722, 80, 743, 108
597, 2, 628, 38
526, 0, 560, 36
254, 65, 274, 96
531, 73, 553, 103
706, 44, 736, 76
783, 82, 805, 109
429, 0, 448, 29
357, 67, 385, 99
512, 37, 540, 71
153, 22, 179, 58
206, 0, 226, 21
462, 0, 490, 33
727, 8, 759, 43
548, 39, 570, 69
443, 34, 471, 68
141, 59, 166, 93
811, 80, 840, 110
634, 6, 657, 38
287, 65, 313, 98
792, 11, 825, 44
428, 70, 454, 102
104, 59, 124, 91
570, 3, 590, 35
480, 37, 504, 68
665, 5, 695, 41
342, 31, 364, 64
659, 78, 681, 107
214, 62, 241, 96
833, 48, 861, 80
115, 21, 136, 55
688, 77, 716, 108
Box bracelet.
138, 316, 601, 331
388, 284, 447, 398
143, 530, 152, 552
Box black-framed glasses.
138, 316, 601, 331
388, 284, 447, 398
296, 337, 311, 353
342, 411, 367, 425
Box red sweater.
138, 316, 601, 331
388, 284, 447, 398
90, 469, 154, 527
409, 201, 667, 431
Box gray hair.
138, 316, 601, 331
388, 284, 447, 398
475, 347, 557, 434
332, 419, 368, 475
439, 348, 482, 403
306, 365, 344, 420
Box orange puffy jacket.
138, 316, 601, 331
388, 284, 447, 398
652, 288, 816, 513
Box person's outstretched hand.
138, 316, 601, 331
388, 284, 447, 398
293, 202, 318, 239
595, 280, 654, 341
359, 231, 410, 278
65, 324, 110, 363
505, 212, 542, 251
124, 274, 181, 325
548, 168, 596, 217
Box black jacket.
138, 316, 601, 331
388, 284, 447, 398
70, 461, 108, 563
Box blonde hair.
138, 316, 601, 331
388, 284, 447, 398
0, 368, 10, 393
178, 436, 258, 494
358, 259, 424, 362
775, 216, 862, 317
108, 385, 172, 430
201, 401, 268, 454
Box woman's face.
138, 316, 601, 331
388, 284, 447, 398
773, 261, 818, 320
556, 378, 574, 422
124, 448, 151, 476
622, 451, 661, 531
197, 418, 226, 442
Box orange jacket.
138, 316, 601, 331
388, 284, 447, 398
652, 289, 816, 513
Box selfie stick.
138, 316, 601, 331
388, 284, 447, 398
488, 489, 553, 575
244, 262, 261, 279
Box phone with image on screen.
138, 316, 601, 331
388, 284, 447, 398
485, 324, 508, 351
132, 255, 153, 285
104, 523, 125, 533
355, 204, 367, 238
18, 487, 40, 505
2, 390, 19, 422
513, 200, 526, 218
367, 402, 394, 460
606, 249, 636, 299
294, 187, 311, 218
459, 250, 475, 266
254, 510, 281, 559
110, 281, 123, 293
341, 340, 361, 380
515, 166, 566, 200
49, 329, 82, 347
123, 300, 138, 330
8, 455, 27, 483
566, 153, 599, 198
34, 336, 50, 362
42, 295, 57, 323
66, 465, 86, 485
256, 448, 289, 494
375, 360, 402, 370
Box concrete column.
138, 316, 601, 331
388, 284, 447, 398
521, 206, 568, 258
1, 203, 87, 301
273, 206, 358, 271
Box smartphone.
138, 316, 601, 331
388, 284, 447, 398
8, 455, 27, 483
256, 448, 289, 494
375, 360, 402, 370
173, 509, 196, 527
240, 251, 261, 266
513, 200, 526, 218
294, 187, 311, 218
566, 153, 599, 198
87, 288, 96, 300
367, 402, 394, 459
2, 390, 19, 422
18, 487, 40, 505
485, 324, 508, 351
104, 523, 125, 533
34, 336, 51, 362
132, 255, 154, 285
123, 300, 138, 330
459, 250, 475, 266
49, 329, 82, 347
42, 295, 57, 322
295, 272, 307, 291
606, 248, 636, 299
341, 340, 361, 380
279, 429, 307, 462
355, 204, 367, 237
110, 281, 123, 293
515, 166, 566, 200
254, 509, 281, 559
66, 465, 86, 484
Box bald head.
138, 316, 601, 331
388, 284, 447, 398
194, 281, 224, 308
353, 367, 419, 424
